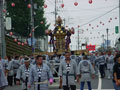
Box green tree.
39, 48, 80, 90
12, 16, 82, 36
6, 0, 49, 38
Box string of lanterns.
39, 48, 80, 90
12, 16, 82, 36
8, 0, 94, 10
9, 32, 28, 46
82, 16, 118, 32
72, 32, 115, 40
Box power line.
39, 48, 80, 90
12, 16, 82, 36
79, 6, 119, 27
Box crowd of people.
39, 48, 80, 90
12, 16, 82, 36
0, 50, 120, 90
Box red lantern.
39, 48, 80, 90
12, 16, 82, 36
40, 21, 44, 24
24, 42, 27, 45
115, 17, 117, 19
71, 27, 75, 34
89, 24, 91, 26
110, 18, 112, 20
78, 25, 80, 28
61, 4, 64, 8
96, 25, 99, 27
18, 42, 21, 45
54, 24, 56, 26
28, 4, 31, 8
14, 38, 17, 42
29, 33, 32, 37
22, 43, 24, 46
9, 32, 13, 36
3, 9, 6, 13
11, 3, 15, 7
45, 30, 49, 34
108, 20, 111, 23
44, 4, 47, 8
102, 23, 104, 26
32, 29, 34, 32
89, 0, 92, 4
100, 22, 102, 24
74, 2, 78, 6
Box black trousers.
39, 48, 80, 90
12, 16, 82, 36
14, 74, 17, 85
7, 76, 13, 86
63, 85, 76, 90
99, 64, 105, 78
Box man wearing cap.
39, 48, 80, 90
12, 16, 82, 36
58, 52, 77, 90
28, 55, 53, 90
16, 57, 33, 90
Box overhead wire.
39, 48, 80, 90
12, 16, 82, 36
79, 6, 119, 27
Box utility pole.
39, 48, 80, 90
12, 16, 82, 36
102, 34, 104, 49
63, 18, 65, 26
30, 0, 35, 53
106, 28, 109, 51
119, 0, 120, 35
55, 0, 57, 24
78, 27, 80, 50
0, 0, 6, 58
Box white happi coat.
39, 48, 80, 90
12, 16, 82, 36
29, 63, 53, 90
77, 60, 95, 82
0, 61, 8, 88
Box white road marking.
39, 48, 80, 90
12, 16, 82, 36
98, 72, 102, 90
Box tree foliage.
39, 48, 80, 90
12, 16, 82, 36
6, 0, 49, 38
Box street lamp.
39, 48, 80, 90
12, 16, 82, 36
106, 28, 109, 50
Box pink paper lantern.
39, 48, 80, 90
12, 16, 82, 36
40, 21, 44, 24
9, 32, 13, 36
14, 38, 17, 42
61, 4, 64, 8
28, 4, 31, 8
24, 41, 27, 45
115, 17, 117, 20
29, 33, 32, 37
3, 9, 6, 13
74, 2, 78, 6
45, 30, 49, 34
89, 0, 92, 4
110, 18, 112, 20
18, 42, 21, 45
108, 21, 111, 23
32, 29, 34, 32
11, 3, 15, 7
22, 43, 24, 46
44, 4, 47, 8
71, 27, 75, 34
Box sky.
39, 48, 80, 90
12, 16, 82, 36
44, 0, 119, 51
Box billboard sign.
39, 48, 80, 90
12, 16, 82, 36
86, 45, 96, 51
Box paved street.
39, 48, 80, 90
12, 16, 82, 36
4, 75, 114, 90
